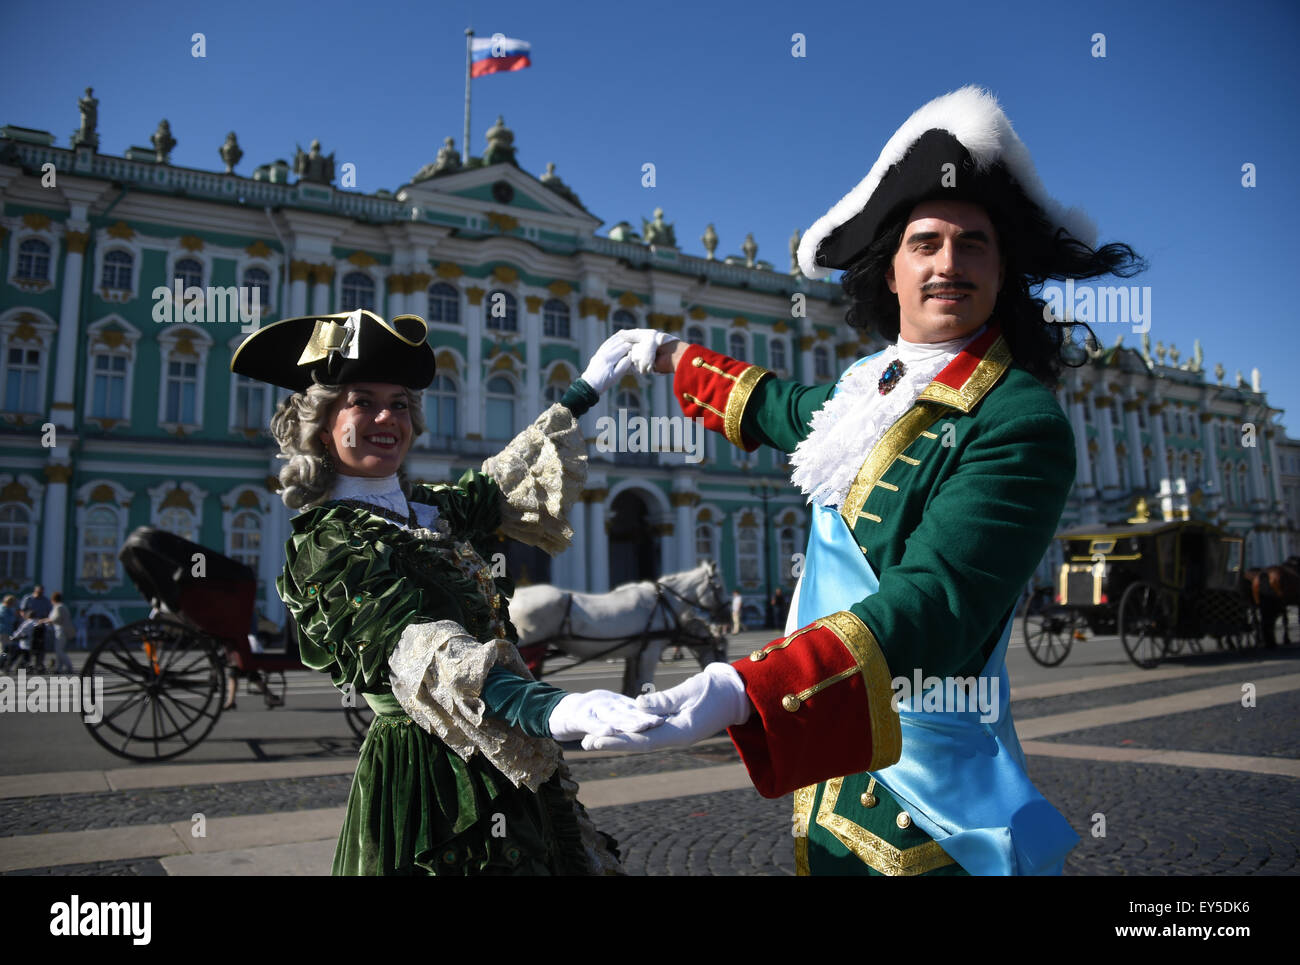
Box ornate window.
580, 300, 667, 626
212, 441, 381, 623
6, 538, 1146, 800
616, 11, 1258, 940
728, 332, 747, 360
232, 374, 267, 431
0, 504, 33, 584
3, 343, 42, 413
229, 510, 261, 572
341, 271, 376, 311
486, 290, 518, 332
158, 506, 197, 542
424, 374, 459, 440
778, 526, 799, 587
90, 353, 127, 419
165, 358, 198, 424
101, 249, 133, 291
612, 309, 637, 332
485, 375, 517, 440
544, 383, 565, 405
16, 239, 51, 281
687, 325, 706, 345
428, 282, 460, 325
242, 266, 271, 315
813, 345, 832, 380
769, 338, 788, 373
80, 505, 120, 582
695, 522, 717, 564
174, 257, 203, 290
157, 327, 212, 431
736, 521, 761, 587
543, 298, 571, 339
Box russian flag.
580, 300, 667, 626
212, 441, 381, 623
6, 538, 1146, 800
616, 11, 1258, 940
471, 35, 532, 78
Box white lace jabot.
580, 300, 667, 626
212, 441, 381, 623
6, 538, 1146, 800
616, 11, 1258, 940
327, 473, 439, 530
788, 325, 986, 510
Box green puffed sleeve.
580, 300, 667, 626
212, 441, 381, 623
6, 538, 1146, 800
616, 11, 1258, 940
411, 469, 502, 546
277, 505, 470, 694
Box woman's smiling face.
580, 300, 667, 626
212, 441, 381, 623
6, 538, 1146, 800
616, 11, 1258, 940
319, 382, 413, 477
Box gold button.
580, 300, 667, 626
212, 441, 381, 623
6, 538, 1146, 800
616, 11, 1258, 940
749, 650, 766, 662
896, 811, 912, 829
781, 694, 801, 712
692, 356, 704, 367
860, 792, 877, 808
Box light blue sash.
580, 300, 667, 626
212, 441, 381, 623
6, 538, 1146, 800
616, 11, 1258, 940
792, 356, 1079, 876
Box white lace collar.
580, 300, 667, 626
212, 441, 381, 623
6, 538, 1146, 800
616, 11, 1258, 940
327, 473, 439, 530
788, 325, 986, 509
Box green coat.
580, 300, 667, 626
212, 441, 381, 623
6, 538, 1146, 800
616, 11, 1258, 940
734, 332, 1076, 874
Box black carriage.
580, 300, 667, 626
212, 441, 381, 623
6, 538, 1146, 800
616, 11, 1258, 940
1022, 518, 1252, 669
81, 527, 370, 761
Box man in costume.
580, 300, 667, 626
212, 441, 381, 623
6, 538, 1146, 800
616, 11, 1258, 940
588, 86, 1144, 876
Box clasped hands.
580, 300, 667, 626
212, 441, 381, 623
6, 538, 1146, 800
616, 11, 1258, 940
578, 329, 685, 395
548, 663, 752, 751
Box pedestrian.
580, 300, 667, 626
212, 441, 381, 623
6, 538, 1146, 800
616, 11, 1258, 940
0, 594, 19, 669
770, 586, 788, 631
46, 591, 75, 674
19, 584, 51, 673
595, 86, 1145, 876
730, 589, 745, 635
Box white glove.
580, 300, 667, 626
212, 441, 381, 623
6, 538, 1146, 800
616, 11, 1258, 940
580, 333, 637, 395
617, 329, 680, 375
548, 689, 665, 742
580, 663, 751, 751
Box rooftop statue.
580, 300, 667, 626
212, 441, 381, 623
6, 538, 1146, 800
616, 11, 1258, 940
295, 139, 335, 185
642, 207, 676, 248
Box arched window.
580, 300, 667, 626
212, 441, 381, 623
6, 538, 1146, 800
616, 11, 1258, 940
232, 374, 267, 431
229, 510, 261, 571
90, 352, 128, 419
486, 290, 518, 332
17, 239, 51, 281
778, 526, 798, 587
695, 523, 716, 564
158, 506, 197, 542
80, 506, 119, 581
428, 282, 460, 325
543, 298, 571, 338
242, 267, 271, 313
101, 250, 133, 291
164, 356, 199, 425
813, 346, 831, 380
1238, 464, 1250, 502
4, 343, 43, 413
174, 257, 203, 290
341, 272, 376, 311
485, 375, 516, 440
425, 374, 459, 439
0, 504, 32, 582
769, 338, 787, 372
614, 387, 643, 417
544, 383, 566, 405
687, 325, 706, 345
728, 333, 746, 360
612, 309, 637, 332
737, 523, 760, 587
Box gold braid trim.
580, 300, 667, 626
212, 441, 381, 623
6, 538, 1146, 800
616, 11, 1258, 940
793, 783, 817, 877
723, 365, 772, 449
817, 611, 901, 770
840, 402, 944, 529
816, 778, 956, 875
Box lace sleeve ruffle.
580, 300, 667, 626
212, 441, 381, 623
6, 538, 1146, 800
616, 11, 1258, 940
480, 403, 587, 556
388, 619, 560, 791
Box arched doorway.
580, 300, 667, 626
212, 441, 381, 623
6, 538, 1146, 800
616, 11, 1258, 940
608, 489, 659, 588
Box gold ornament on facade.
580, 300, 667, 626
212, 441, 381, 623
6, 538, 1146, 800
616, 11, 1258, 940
688, 306, 708, 320
547, 280, 573, 297
578, 296, 608, 320
43, 464, 74, 484
669, 491, 700, 508
435, 262, 464, 279
408, 271, 431, 290
0, 481, 31, 505
160, 487, 195, 511
465, 286, 485, 305
246, 240, 273, 258
347, 251, 378, 267
236, 489, 262, 509
12, 321, 42, 344
22, 213, 52, 231
581, 489, 609, 503
179, 235, 204, 252
732, 316, 749, 329
309, 263, 335, 285
486, 212, 520, 234
618, 291, 643, 309
107, 221, 135, 240
65, 230, 90, 254
799, 335, 814, 350
435, 350, 460, 373
289, 260, 312, 282
525, 295, 543, 313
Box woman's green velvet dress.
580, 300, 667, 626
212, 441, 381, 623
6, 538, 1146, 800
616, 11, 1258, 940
278, 471, 601, 875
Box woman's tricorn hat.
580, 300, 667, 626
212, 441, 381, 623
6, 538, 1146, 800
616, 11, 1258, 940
230, 309, 436, 392
796, 86, 1097, 279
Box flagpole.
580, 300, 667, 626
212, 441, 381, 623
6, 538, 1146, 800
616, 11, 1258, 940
463, 28, 473, 165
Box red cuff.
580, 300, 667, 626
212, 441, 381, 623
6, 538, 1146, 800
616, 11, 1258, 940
726, 611, 900, 798
673, 344, 770, 451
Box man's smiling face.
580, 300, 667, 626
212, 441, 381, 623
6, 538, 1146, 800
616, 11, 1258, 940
886, 200, 1005, 344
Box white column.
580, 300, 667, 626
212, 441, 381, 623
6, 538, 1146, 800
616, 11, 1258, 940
40, 465, 70, 591
653, 374, 671, 466
289, 262, 309, 316
51, 224, 88, 429
1200, 413, 1225, 500
386, 271, 406, 317
799, 327, 816, 384
465, 293, 485, 437
1095, 397, 1120, 493
568, 499, 588, 591
523, 296, 541, 416
1069, 387, 1095, 500
1124, 400, 1146, 489
587, 486, 610, 593
675, 495, 696, 570
1150, 402, 1170, 499
1248, 430, 1267, 509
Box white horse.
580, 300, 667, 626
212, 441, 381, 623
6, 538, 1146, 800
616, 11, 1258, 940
509, 560, 728, 696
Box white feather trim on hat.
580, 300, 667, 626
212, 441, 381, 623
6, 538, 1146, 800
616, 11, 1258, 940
797, 86, 1097, 279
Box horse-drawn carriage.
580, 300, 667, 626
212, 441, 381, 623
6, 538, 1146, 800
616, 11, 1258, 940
80, 527, 370, 761
1022, 518, 1254, 669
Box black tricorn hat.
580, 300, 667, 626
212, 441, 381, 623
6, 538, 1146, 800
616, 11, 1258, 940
230, 309, 436, 393
797, 86, 1096, 278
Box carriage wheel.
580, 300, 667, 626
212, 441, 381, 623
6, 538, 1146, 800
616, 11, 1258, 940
81, 619, 224, 762
344, 702, 373, 740
1118, 582, 1172, 670
1021, 588, 1073, 667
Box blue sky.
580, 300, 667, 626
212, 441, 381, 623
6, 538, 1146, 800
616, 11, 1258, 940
4, 0, 1298, 430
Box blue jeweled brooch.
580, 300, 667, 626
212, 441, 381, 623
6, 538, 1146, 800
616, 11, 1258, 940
877, 359, 907, 395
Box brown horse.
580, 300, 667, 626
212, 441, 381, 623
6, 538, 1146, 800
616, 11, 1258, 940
1245, 556, 1300, 646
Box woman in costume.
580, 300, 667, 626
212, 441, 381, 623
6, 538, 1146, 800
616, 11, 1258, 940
232, 308, 661, 875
